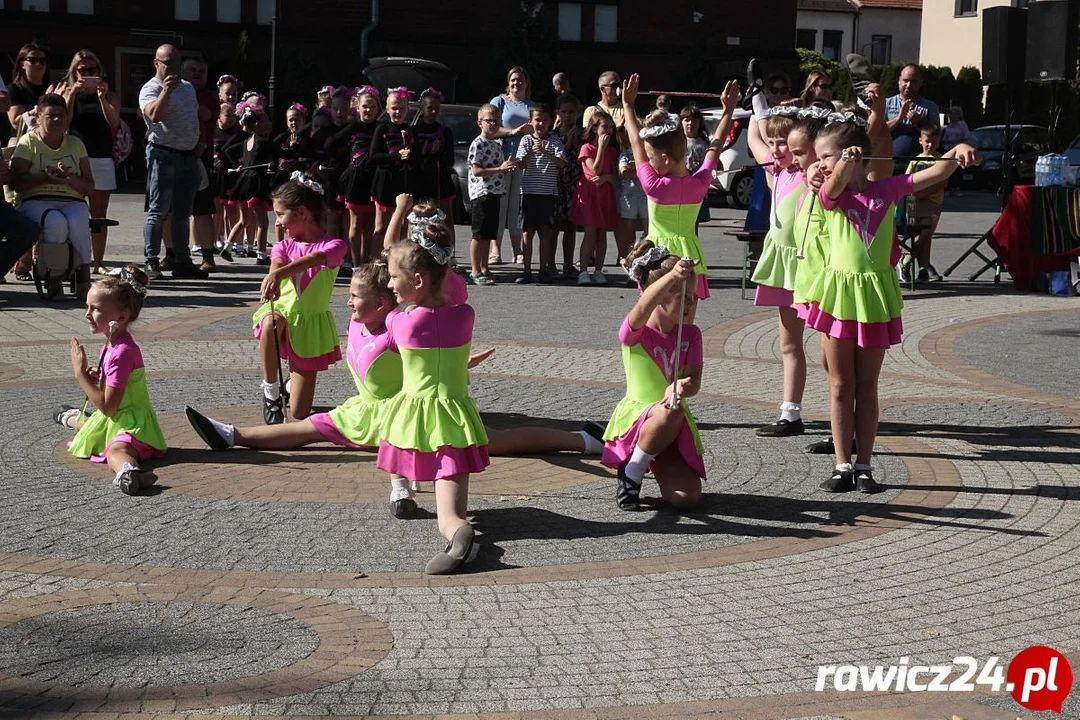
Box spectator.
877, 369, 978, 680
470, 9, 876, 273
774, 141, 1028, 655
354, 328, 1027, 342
6, 44, 50, 139
489, 66, 534, 265
138, 44, 207, 280
552, 72, 571, 99
582, 70, 624, 129
0, 74, 10, 145
60, 50, 120, 276
9, 94, 95, 300
886, 64, 940, 158
0, 154, 39, 279
182, 56, 221, 273
655, 94, 676, 122
942, 106, 972, 150
799, 70, 834, 108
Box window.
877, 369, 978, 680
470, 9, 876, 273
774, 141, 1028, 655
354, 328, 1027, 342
217, 0, 241, 23
23, 0, 48, 10
822, 30, 843, 61
175, 0, 199, 21
68, 0, 92, 13
594, 4, 617, 42
796, 28, 817, 50
870, 34, 892, 65
558, 3, 581, 41
257, 0, 274, 24
955, 0, 977, 16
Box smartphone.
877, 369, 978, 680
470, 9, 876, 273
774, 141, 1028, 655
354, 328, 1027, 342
81, 77, 101, 91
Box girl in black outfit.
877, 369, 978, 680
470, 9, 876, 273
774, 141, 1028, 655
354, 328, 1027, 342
332, 86, 381, 264
227, 103, 277, 264
410, 87, 456, 245
213, 103, 243, 257
309, 89, 353, 245
370, 87, 414, 249
272, 103, 315, 243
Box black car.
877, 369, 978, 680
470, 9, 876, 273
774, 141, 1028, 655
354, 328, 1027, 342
407, 103, 481, 222
956, 125, 1050, 190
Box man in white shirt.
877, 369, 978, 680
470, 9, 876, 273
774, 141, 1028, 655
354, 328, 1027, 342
138, 44, 207, 279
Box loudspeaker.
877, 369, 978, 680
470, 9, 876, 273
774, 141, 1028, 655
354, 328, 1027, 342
983, 6, 1028, 85
1025, 0, 1080, 80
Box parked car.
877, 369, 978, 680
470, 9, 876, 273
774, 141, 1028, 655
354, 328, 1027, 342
701, 107, 755, 209
404, 103, 481, 223
1062, 133, 1080, 169
957, 124, 1050, 191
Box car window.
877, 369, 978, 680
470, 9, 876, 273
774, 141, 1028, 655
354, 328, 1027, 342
440, 108, 481, 146
970, 128, 1005, 151
1018, 128, 1049, 152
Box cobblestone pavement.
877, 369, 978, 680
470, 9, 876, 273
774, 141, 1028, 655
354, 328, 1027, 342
0, 194, 1077, 719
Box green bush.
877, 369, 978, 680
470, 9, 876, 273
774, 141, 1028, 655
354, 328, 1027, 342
795, 48, 851, 104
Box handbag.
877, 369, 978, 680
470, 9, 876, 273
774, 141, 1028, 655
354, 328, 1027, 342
112, 119, 133, 166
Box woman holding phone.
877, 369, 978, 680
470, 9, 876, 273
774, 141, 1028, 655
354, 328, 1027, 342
60, 50, 121, 275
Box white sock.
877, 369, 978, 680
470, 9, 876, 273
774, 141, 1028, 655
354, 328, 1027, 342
835, 462, 853, 473
210, 417, 235, 446
113, 462, 137, 485
578, 430, 604, 455
779, 401, 801, 422
752, 93, 770, 120
390, 477, 412, 502
285, 376, 292, 396
262, 380, 280, 400
60, 407, 82, 429
624, 446, 656, 482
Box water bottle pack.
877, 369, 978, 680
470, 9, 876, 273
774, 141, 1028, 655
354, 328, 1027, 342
1035, 154, 1069, 187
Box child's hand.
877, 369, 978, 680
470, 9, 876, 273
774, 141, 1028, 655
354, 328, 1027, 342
468, 347, 496, 368
807, 161, 826, 190
840, 146, 863, 164
260, 272, 282, 303
865, 83, 884, 110
720, 79, 741, 113
70, 338, 87, 375
398, 147, 411, 160
951, 143, 981, 168
622, 74, 639, 106
597, 133, 610, 149
499, 159, 516, 172
671, 257, 696, 282
395, 193, 414, 211
663, 377, 691, 405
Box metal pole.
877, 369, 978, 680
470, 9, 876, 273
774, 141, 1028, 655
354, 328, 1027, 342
268, 9, 278, 120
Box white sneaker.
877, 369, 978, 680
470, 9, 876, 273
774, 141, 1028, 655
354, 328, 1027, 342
591, 271, 608, 285
577, 270, 592, 286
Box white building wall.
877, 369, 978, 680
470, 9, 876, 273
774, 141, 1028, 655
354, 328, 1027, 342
919, 0, 1012, 72
856, 8, 921, 65
797, 10, 859, 59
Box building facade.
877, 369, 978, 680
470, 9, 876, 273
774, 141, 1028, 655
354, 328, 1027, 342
797, 0, 921, 66
796, 0, 860, 61
919, 0, 1021, 73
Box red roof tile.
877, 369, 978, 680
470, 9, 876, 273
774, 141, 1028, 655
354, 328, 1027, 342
798, 0, 859, 12
856, 0, 921, 8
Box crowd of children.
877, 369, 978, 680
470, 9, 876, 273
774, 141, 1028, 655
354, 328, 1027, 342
52, 62, 980, 576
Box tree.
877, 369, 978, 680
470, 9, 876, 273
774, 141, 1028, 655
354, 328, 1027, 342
954, 66, 984, 128
488, 1, 559, 99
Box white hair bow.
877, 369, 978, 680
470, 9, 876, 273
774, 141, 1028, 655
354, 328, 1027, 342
290, 170, 325, 195
108, 267, 147, 295
625, 245, 671, 285
639, 119, 678, 139
825, 112, 868, 128
409, 227, 452, 265
407, 208, 446, 229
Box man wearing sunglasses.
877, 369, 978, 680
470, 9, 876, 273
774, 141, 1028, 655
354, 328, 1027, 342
138, 44, 207, 280
582, 70, 625, 130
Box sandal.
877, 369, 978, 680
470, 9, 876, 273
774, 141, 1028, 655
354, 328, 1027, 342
472, 273, 495, 286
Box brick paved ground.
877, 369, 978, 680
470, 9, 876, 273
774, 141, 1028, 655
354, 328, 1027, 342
0, 192, 1077, 719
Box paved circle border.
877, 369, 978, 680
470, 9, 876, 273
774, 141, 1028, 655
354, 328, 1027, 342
0, 585, 392, 714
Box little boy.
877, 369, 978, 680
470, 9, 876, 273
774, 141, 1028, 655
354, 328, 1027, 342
514, 103, 566, 283
467, 104, 515, 285
903, 123, 947, 283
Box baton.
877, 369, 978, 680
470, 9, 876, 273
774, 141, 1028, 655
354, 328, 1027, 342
863, 155, 960, 163
227, 163, 274, 173
713, 161, 772, 176
617, 87, 724, 99
80, 321, 117, 419
796, 194, 817, 261
667, 261, 691, 411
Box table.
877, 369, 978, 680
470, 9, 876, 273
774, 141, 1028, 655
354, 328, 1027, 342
988, 184, 1080, 290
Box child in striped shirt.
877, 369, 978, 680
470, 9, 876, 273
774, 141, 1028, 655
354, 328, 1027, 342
514, 103, 566, 283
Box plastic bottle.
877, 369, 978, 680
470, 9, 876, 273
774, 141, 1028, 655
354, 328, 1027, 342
1036, 156, 1049, 187
1053, 154, 1066, 186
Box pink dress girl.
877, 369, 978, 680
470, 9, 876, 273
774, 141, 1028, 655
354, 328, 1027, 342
570, 141, 619, 230
637, 158, 716, 299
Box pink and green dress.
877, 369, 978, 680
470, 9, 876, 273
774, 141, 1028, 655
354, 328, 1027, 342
252, 237, 346, 371
308, 320, 402, 448
376, 304, 489, 481
637, 158, 716, 299
602, 317, 706, 478
751, 165, 806, 307
68, 333, 167, 464
802, 175, 911, 349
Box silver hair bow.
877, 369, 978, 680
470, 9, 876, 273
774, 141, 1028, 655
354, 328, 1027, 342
108, 267, 147, 295
290, 170, 325, 195
797, 105, 833, 120
625, 245, 671, 285
409, 226, 452, 266
825, 112, 868, 128
639, 119, 678, 139
406, 209, 446, 229
769, 105, 801, 118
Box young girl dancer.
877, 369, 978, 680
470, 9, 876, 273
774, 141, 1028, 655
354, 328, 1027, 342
252, 175, 346, 424
227, 102, 276, 264
572, 109, 619, 285
621, 74, 740, 299
603, 242, 704, 512
371, 87, 413, 249
379, 222, 488, 574
411, 88, 457, 243
217, 74, 241, 106
273, 103, 314, 244
745, 105, 808, 438
335, 86, 382, 264
56, 266, 166, 496
212, 102, 241, 259
807, 117, 978, 493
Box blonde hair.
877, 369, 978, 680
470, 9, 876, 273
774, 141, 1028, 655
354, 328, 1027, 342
62, 50, 107, 87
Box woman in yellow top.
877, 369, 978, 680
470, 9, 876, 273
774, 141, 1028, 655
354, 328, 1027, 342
9, 93, 96, 299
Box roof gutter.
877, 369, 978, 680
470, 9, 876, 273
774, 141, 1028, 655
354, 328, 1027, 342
360, 0, 380, 62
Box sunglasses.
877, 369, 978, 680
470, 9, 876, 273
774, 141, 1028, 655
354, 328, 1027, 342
601, 83, 619, 88
769, 85, 791, 94
815, 82, 833, 90
25, 57, 48, 65
76, 66, 100, 75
